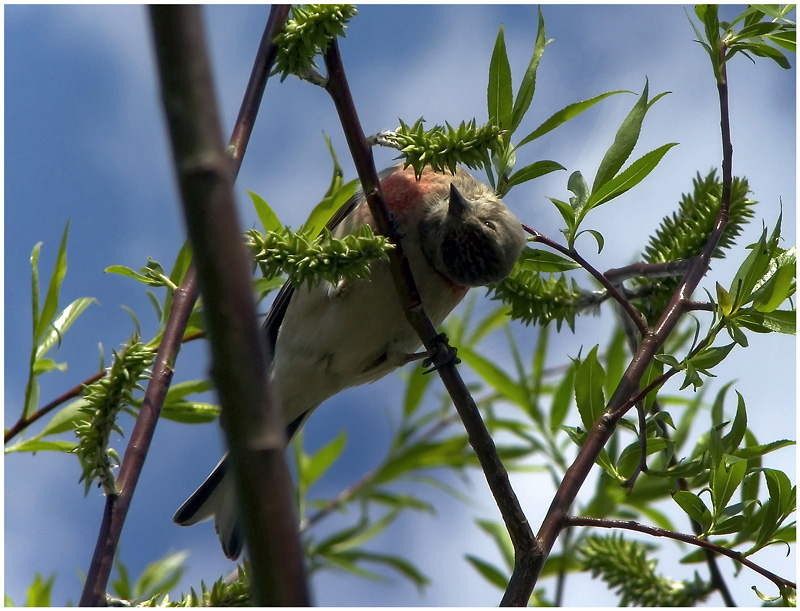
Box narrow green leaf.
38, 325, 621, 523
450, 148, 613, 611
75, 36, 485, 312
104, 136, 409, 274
247, 191, 282, 233
510, 7, 547, 132
303, 178, 359, 237
465, 555, 508, 590
476, 519, 514, 571
302, 430, 347, 488
169, 240, 193, 286
30, 242, 42, 340
592, 80, 650, 193
740, 309, 796, 334
133, 551, 189, 600
517, 90, 632, 147
711, 455, 748, 515
459, 346, 530, 407
722, 391, 747, 452
36, 297, 97, 360
35, 221, 70, 343
505, 160, 565, 189
25, 573, 55, 607
672, 490, 712, 531
39, 398, 89, 437
587, 143, 678, 209
574, 345, 606, 430
5, 439, 77, 454
550, 366, 574, 429
730, 226, 772, 309
403, 364, 432, 418
515, 247, 581, 273
735, 439, 795, 460
488, 25, 513, 130
689, 342, 735, 371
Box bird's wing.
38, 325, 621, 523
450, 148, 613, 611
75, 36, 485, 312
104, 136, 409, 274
262, 164, 402, 354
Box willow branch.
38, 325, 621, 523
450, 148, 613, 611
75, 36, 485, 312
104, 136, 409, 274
147, 6, 307, 606
565, 516, 796, 591
79, 6, 292, 606
322, 38, 538, 606
529, 43, 735, 586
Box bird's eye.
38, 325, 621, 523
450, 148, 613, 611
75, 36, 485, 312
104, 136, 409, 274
484, 220, 497, 231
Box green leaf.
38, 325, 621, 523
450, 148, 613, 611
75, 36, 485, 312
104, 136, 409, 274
721, 392, 747, 452
550, 366, 575, 429
515, 247, 580, 273
735, 439, 795, 460
133, 551, 188, 599
510, 7, 547, 132
587, 143, 678, 209
403, 364, 432, 418
672, 490, 712, 532
30, 242, 42, 342
303, 178, 359, 237
39, 398, 89, 437
476, 519, 514, 571
247, 191, 282, 233
711, 455, 748, 516
5, 439, 76, 454
168, 240, 193, 286
751, 248, 796, 313
505, 160, 565, 190
35, 221, 70, 344
688, 342, 735, 371
301, 430, 346, 489
574, 345, 606, 430
488, 25, 513, 130
465, 555, 508, 590
730, 226, 772, 310
517, 90, 632, 147
459, 346, 530, 408
592, 81, 652, 193
25, 573, 55, 607
739, 309, 796, 334
338, 550, 430, 590
36, 297, 97, 360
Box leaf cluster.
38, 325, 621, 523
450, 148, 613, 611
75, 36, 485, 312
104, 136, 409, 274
636, 170, 755, 322
73, 337, 154, 495
380, 118, 504, 180
690, 5, 795, 83
579, 534, 712, 606
247, 225, 393, 290
273, 4, 357, 81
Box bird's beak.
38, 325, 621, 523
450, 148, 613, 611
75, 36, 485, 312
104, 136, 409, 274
448, 183, 469, 218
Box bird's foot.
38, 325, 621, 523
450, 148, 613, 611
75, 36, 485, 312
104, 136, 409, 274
421, 333, 460, 374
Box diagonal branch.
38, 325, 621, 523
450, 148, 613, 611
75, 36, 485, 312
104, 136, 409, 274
78, 5, 292, 606
565, 516, 796, 591
529, 41, 737, 587
322, 38, 539, 607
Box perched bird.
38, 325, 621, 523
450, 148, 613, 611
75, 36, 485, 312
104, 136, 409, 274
174, 164, 526, 559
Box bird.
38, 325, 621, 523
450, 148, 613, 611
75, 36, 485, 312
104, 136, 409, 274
173, 164, 526, 559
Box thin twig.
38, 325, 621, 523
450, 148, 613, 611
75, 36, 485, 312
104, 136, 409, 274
5, 329, 207, 445
604, 259, 690, 282
525, 226, 649, 336
79, 6, 291, 605
565, 516, 796, 591
322, 38, 539, 606
5, 371, 103, 444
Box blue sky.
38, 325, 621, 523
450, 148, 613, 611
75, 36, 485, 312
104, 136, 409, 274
4, 4, 796, 606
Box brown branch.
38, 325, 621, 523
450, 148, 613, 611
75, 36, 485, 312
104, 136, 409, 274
524, 226, 649, 336
322, 38, 539, 606
529, 43, 736, 586
146, 6, 307, 606
565, 516, 796, 592
5, 324, 208, 446
5, 371, 104, 444
79, 6, 292, 605
604, 259, 690, 282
